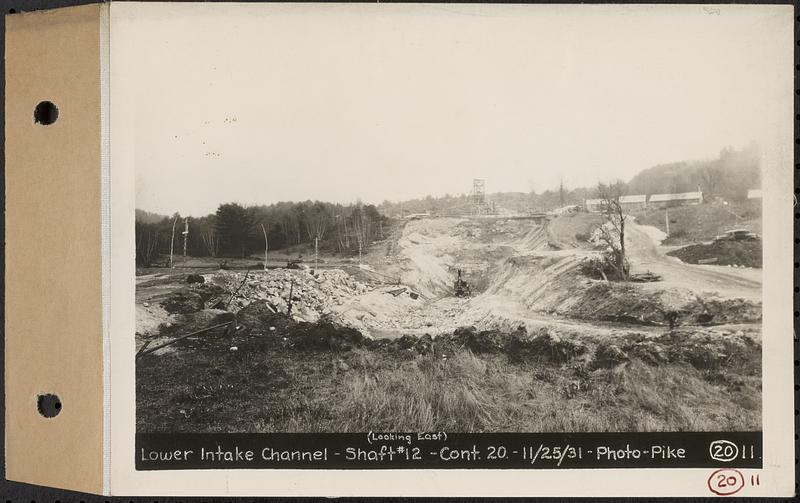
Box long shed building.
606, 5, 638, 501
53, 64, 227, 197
648, 191, 703, 208
585, 194, 647, 213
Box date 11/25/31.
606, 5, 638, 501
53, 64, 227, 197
520, 444, 688, 464
431, 444, 693, 465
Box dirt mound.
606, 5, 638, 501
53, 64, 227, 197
667, 241, 761, 268
191, 282, 227, 304
617, 329, 760, 374
561, 282, 761, 327
160, 288, 205, 314
157, 282, 229, 315
365, 325, 588, 365
291, 321, 366, 351
367, 334, 435, 357
565, 282, 669, 325
683, 297, 762, 325
437, 325, 514, 354
364, 326, 514, 357
236, 302, 294, 333
456, 326, 510, 353
235, 301, 367, 351
160, 309, 235, 337
505, 329, 588, 364
331, 289, 427, 335
137, 298, 176, 338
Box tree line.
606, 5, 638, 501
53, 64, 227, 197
627, 144, 760, 202
135, 201, 388, 266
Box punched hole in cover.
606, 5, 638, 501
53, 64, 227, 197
37, 394, 62, 418
33, 101, 58, 125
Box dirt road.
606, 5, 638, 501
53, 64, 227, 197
136, 215, 762, 347
625, 222, 761, 301
359, 216, 761, 339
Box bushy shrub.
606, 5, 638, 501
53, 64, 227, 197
579, 253, 630, 281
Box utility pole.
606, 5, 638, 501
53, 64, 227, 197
182, 218, 189, 266
559, 176, 565, 209
665, 208, 670, 237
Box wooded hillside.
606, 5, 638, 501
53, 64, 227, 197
627, 144, 760, 201
135, 201, 388, 266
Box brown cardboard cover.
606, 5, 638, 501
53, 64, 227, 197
5, 3, 104, 493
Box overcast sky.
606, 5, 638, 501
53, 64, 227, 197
117, 3, 791, 217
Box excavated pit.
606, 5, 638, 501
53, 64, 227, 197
138, 216, 763, 361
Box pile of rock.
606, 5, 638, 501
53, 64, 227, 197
210, 268, 371, 322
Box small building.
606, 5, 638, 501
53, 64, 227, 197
648, 190, 703, 208
619, 194, 647, 211
747, 189, 762, 199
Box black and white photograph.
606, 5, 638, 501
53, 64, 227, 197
132, 3, 775, 439
2, 0, 794, 497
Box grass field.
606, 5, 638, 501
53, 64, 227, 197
136, 313, 761, 433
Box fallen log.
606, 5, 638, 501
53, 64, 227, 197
206, 296, 224, 309
629, 272, 662, 283
135, 339, 153, 358
136, 321, 235, 359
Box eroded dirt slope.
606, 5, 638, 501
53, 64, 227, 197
137, 214, 763, 349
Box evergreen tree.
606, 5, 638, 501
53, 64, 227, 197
214, 203, 255, 257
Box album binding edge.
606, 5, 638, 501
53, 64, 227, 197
5, 3, 108, 494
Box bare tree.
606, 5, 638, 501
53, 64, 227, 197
201, 228, 219, 257
338, 212, 350, 251
260, 223, 269, 270
351, 204, 371, 264
305, 204, 329, 268
352, 216, 364, 264
333, 213, 349, 253
698, 164, 720, 200
135, 225, 160, 267
593, 181, 630, 281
